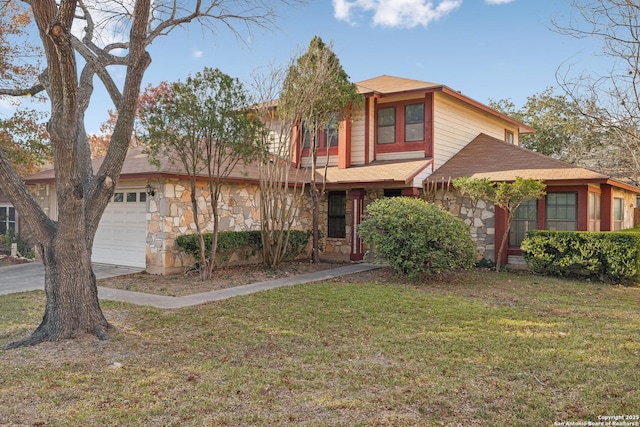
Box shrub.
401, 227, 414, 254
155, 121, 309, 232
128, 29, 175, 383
0, 231, 34, 259
521, 230, 640, 284
176, 230, 312, 263
358, 197, 477, 277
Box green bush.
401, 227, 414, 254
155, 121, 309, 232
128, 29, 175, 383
521, 230, 640, 285
176, 230, 312, 262
0, 231, 34, 259
358, 197, 477, 277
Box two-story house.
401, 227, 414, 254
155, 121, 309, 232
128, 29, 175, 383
23, 75, 640, 273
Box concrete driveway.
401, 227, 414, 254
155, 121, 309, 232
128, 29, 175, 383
0, 262, 143, 296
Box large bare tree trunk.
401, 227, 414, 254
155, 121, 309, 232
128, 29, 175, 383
1, 0, 151, 348
7, 240, 108, 348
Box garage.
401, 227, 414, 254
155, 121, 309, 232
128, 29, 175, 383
92, 188, 148, 268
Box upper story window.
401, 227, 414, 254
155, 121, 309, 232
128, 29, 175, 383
505, 130, 514, 144
377, 107, 396, 144
302, 113, 339, 151
405, 103, 425, 142
376, 101, 426, 146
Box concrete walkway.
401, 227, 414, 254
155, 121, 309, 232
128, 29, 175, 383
98, 263, 383, 309
1, 261, 384, 309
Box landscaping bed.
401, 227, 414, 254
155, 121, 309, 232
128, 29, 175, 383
98, 261, 344, 297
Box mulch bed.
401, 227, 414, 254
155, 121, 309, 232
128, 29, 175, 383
0, 254, 33, 268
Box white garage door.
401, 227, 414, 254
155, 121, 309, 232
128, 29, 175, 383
93, 189, 147, 268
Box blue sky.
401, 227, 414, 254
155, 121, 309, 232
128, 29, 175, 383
4, 1, 611, 134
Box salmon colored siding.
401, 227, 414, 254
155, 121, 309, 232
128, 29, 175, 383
601, 185, 613, 231
338, 117, 351, 169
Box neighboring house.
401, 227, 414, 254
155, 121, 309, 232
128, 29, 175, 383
0, 189, 18, 236
22, 74, 640, 273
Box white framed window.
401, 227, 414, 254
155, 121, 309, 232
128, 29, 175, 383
0, 205, 16, 235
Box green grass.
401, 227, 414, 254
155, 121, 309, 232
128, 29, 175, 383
1, 270, 640, 426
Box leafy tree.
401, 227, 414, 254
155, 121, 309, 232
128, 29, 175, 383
0, 110, 50, 175
0, 3, 50, 174
279, 36, 363, 263
451, 176, 494, 218
89, 82, 172, 158
0, 0, 298, 348
0, 2, 42, 96
454, 177, 546, 272
358, 197, 477, 278
489, 88, 606, 162
140, 68, 265, 280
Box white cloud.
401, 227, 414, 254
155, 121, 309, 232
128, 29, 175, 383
71, 1, 136, 48
333, 0, 463, 28
485, 0, 515, 4
192, 49, 204, 59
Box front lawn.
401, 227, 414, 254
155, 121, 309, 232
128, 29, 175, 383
1, 269, 639, 426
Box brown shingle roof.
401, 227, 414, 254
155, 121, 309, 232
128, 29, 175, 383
23, 147, 315, 184
427, 133, 626, 184
24, 146, 431, 188
355, 75, 441, 95
325, 158, 432, 186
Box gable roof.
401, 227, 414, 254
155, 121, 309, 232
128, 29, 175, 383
356, 75, 441, 95
427, 133, 640, 192
355, 75, 535, 135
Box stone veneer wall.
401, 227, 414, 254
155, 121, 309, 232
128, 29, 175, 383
318, 190, 354, 258
147, 178, 313, 274
429, 189, 496, 261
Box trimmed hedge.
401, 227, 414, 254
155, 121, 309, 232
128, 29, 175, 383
176, 230, 312, 263
520, 230, 640, 284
